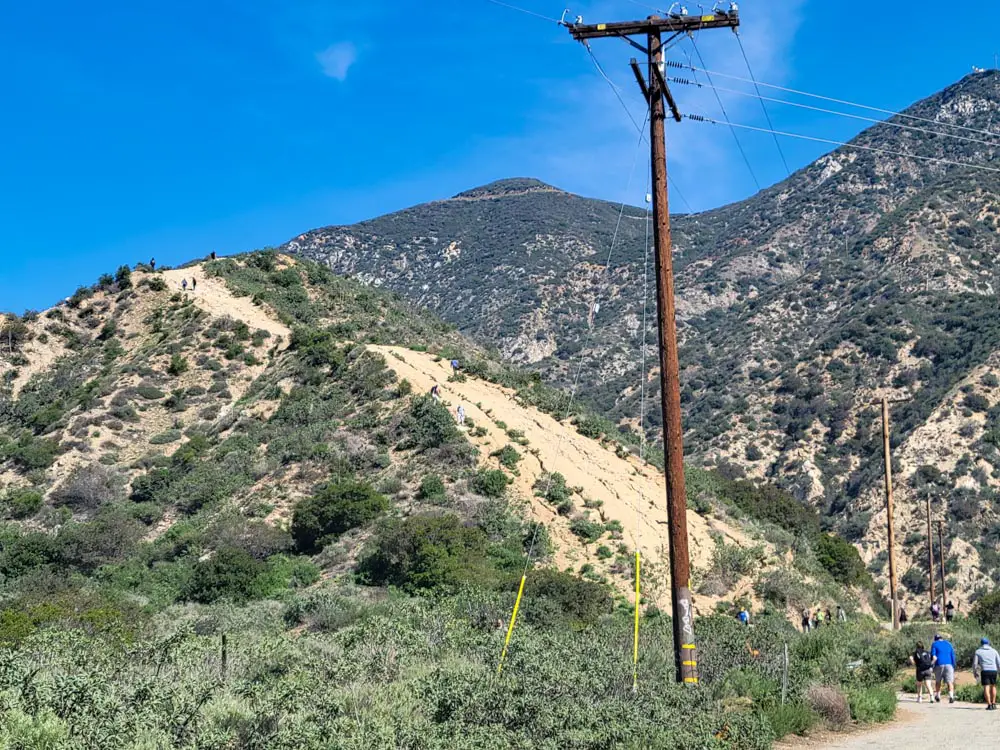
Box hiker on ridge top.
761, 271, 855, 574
182, 278, 188, 292
150, 257, 156, 271
946, 601, 956, 622
456, 404, 466, 426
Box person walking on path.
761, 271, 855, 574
900, 607, 909, 625
191, 278, 197, 292
738, 608, 750, 627
973, 637, 1000, 710
815, 609, 826, 628
456, 404, 466, 426
450, 359, 459, 375
946, 601, 956, 622
837, 606, 847, 623
181, 278, 188, 292
911, 641, 936, 703
430, 384, 441, 403
932, 633, 957, 703
801, 608, 811, 633
150, 257, 156, 271
210, 251, 217, 260
931, 602, 941, 623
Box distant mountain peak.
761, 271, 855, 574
452, 178, 562, 200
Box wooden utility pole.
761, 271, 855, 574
879, 396, 900, 630
925, 495, 935, 609
568, 7, 740, 685
937, 520, 948, 613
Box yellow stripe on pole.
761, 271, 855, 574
632, 551, 641, 690
684, 677, 700, 684
497, 575, 527, 675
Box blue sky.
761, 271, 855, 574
2, 0, 998, 312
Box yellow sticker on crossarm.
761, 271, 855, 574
701, 15, 715, 21
597, 23, 606, 30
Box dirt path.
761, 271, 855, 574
786, 696, 993, 749
371, 345, 766, 609
161, 267, 291, 342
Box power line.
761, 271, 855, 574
668, 60, 1000, 141
670, 76, 1000, 150
734, 31, 791, 176
685, 114, 1000, 174
688, 34, 762, 191
482, 0, 562, 23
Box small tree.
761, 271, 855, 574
167, 354, 189, 376
115, 265, 132, 289
185, 547, 264, 603
291, 480, 388, 553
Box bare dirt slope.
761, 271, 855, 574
372, 345, 767, 610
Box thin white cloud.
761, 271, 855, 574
317, 42, 358, 81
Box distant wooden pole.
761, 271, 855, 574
881, 397, 900, 630
926, 495, 935, 610
938, 520, 948, 613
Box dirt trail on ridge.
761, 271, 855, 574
372, 345, 763, 609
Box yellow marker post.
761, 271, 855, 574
497, 574, 527, 675
632, 551, 641, 691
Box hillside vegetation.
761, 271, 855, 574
285, 71, 1000, 607
0, 251, 900, 747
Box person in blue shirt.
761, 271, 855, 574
737, 608, 749, 626
931, 633, 957, 703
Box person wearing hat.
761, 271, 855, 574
974, 637, 1000, 710
931, 633, 957, 704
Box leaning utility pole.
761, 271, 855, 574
877, 396, 901, 630
937, 520, 948, 613
925, 495, 935, 610
568, 7, 740, 685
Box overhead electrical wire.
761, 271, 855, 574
670, 76, 1000, 150
734, 31, 791, 176
482, 0, 562, 23
684, 114, 1000, 174
687, 34, 762, 191
668, 60, 1000, 141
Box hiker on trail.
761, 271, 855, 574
210, 251, 217, 260
182, 278, 188, 292
974, 637, 1000, 710
738, 608, 750, 627
946, 601, 956, 622
801, 608, 811, 633
815, 609, 826, 628
450, 359, 459, 374
911, 641, 936, 703
430, 384, 441, 402
192, 278, 197, 292
931, 602, 941, 623
837, 606, 847, 623
931, 633, 957, 704
150, 257, 156, 271
825, 607, 832, 624
900, 607, 909, 625
456, 404, 466, 426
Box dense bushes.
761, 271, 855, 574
971, 590, 1000, 625
184, 547, 264, 604
814, 534, 871, 587
518, 568, 613, 629
291, 480, 389, 553
358, 514, 495, 592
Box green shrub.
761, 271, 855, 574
596, 545, 613, 560
401, 396, 462, 451
146, 276, 168, 292
964, 392, 991, 412
971, 590, 1000, 625
806, 685, 850, 729
814, 534, 871, 587
0, 432, 61, 471
291, 479, 389, 553
184, 547, 264, 604
764, 703, 816, 739
535, 472, 571, 504
358, 514, 494, 592
4, 488, 43, 519
472, 469, 511, 498
956, 683, 987, 703
569, 517, 604, 543
149, 430, 182, 445
519, 568, 613, 629
491, 445, 521, 470
847, 686, 896, 724
167, 354, 189, 376
418, 474, 446, 500
137, 385, 165, 400
115, 265, 132, 289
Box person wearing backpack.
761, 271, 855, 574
911, 641, 935, 703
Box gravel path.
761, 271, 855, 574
801, 695, 995, 749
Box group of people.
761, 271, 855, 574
898, 600, 956, 626
911, 633, 1000, 710
428, 384, 466, 426
800, 606, 847, 631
